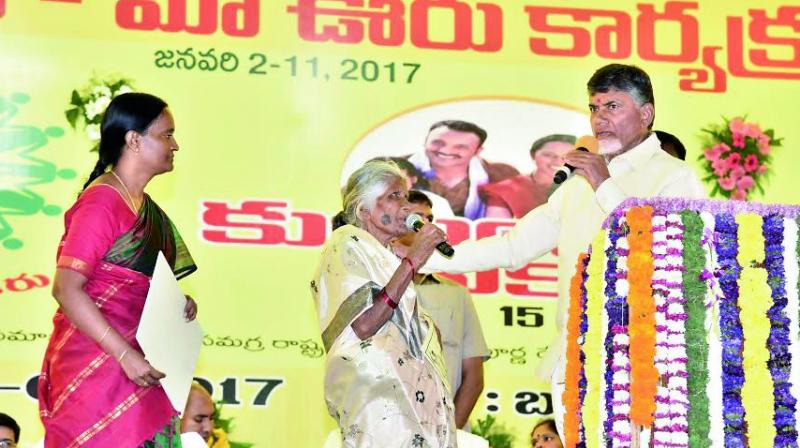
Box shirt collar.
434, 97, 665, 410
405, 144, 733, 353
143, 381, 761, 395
607, 132, 659, 175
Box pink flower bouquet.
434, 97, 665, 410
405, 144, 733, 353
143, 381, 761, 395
699, 117, 782, 201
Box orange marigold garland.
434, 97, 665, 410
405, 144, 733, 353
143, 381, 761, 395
626, 206, 658, 428
563, 252, 589, 447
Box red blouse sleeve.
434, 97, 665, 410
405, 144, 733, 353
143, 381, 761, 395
56, 185, 131, 277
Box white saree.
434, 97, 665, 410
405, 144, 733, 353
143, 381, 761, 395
311, 224, 457, 448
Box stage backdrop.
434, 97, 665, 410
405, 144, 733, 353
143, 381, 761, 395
1, 1, 798, 446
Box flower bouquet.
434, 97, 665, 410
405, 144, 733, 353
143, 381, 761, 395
699, 116, 782, 201
64, 75, 134, 151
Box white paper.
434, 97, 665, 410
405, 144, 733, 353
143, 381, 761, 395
180, 432, 209, 448
136, 251, 203, 414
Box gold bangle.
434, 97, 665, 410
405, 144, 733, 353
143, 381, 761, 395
117, 348, 130, 363
98, 326, 111, 345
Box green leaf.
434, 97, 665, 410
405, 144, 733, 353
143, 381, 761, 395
70, 89, 83, 107
65, 107, 80, 129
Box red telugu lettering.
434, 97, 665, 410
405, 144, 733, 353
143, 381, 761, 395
201, 200, 327, 247
637, 2, 699, 62
409, 0, 502, 52
678, 46, 727, 93
286, 0, 405, 45
505, 263, 558, 298
526, 6, 631, 59
727, 6, 800, 79
115, 0, 258, 37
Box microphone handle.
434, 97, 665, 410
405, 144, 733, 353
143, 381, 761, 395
553, 147, 589, 184
435, 241, 455, 257
411, 219, 455, 257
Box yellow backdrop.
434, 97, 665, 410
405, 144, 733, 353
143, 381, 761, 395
1, 1, 798, 446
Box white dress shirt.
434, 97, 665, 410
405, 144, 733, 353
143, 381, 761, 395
424, 132, 707, 380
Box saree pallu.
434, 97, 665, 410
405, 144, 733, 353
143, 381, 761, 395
313, 225, 456, 448
40, 189, 195, 448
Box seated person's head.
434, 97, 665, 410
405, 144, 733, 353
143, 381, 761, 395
408, 190, 434, 223
530, 418, 562, 448
0, 413, 19, 447
655, 130, 686, 160
394, 190, 434, 248
530, 134, 576, 182
181, 383, 215, 442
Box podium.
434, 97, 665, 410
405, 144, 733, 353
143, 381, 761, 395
562, 198, 800, 447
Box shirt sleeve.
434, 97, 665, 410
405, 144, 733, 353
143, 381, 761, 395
56, 186, 122, 277
594, 177, 627, 215
424, 187, 561, 273
461, 291, 490, 360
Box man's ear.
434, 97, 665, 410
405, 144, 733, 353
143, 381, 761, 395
640, 103, 655, 129
474, 145, 484, 156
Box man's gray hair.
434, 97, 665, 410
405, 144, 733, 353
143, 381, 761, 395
342, 160, 407, 228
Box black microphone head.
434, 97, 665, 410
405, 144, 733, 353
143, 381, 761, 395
438, 243, 455, 257
405, 213, 424, 231
553, 168, 569, 184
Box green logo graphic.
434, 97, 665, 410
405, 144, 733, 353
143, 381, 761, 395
0, 92, 77, 250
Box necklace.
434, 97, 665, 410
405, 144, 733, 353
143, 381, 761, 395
110, 170, 139, 214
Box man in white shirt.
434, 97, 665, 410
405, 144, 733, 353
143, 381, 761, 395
423, 64, 707, 432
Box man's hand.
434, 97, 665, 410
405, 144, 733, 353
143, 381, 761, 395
564, 150, 610, 190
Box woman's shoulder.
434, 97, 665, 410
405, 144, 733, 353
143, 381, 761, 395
328, 224, 370, 247
74, 183, 130, 214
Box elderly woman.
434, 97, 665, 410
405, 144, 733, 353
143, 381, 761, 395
312, 161, 456, 448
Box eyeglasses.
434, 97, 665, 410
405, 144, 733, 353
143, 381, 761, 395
0, 439, 17, 448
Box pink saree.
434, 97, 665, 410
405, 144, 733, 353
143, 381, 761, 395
39, 185, 197, 448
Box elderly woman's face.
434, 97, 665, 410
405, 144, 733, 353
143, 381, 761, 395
360, 177, 411, 242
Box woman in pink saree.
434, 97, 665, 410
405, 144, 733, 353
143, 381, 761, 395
39, 93, 197, 448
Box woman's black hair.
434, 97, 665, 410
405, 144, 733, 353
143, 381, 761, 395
82, 92, 168, 190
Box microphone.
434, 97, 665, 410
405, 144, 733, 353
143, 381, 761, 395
405, 213, 455, 257
553, 135, 600, 184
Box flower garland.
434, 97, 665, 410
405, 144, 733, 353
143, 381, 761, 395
701, 211, 727, 445
582, 233, 607, 447
654, 213, 690, 447
737, 213, 776, 442
564, 253, 590, 447
625, 206, 658, 427
561, 198, 800, 446
763, 215, 798, 446
715, 213, 747, 446
603, 214, 631, 447
681, 210, 711, 448
788, 217, 800, 440
650, 213, 673, 445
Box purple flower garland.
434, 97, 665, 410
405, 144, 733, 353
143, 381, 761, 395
763, 215, 798, 447
603, 214, 626, 446
606, 198, 800, 228
578, 251, 590, 448
715, 213, 747, 447
604, 215, 632, 446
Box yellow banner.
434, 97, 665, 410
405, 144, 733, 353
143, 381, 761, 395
1, 1, 798, 446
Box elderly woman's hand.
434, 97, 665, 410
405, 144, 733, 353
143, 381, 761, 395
406, 222, 447, 268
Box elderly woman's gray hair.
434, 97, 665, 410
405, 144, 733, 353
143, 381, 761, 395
342, 160, 408, 228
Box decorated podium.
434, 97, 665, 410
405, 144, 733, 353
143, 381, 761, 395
563, 198, 800, 447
